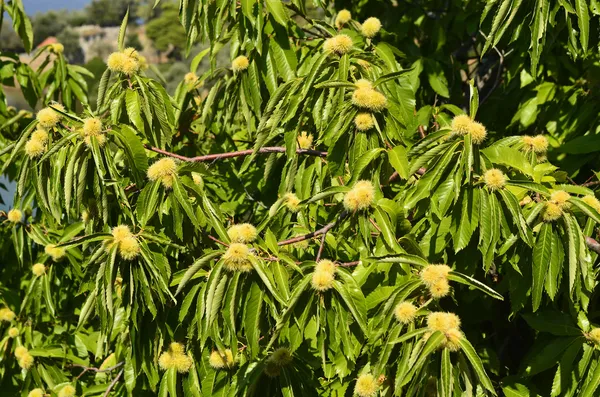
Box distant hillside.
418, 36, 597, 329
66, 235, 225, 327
25, 0, 90, 14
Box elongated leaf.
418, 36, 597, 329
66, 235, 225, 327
388, 328, 429, 344
249, 256, 286, 304
447, 271, 504, 300
265, 0, 289, 26
56, 233, 112, 248
175, 251, 221, 296
267, 275, 311, 350
304, 186, 350, 204
372, 254, 429, 267
581, 354, 600, 397
333, 272, 368, 335
244, 282, 264, 358
575, 0, 589, 52
458, 337, 496, 393
118, 8, 129, 51
388, 146, 410, 180
399, 331, 445, 387
440, 348, 452, 397
172, 177, 200, 227
532, 223, 553, 311
126, 90, 144, 132
522, 311, 582, 336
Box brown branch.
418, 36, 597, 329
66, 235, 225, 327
103, 368, 124, 397
586, 237, 600, 255
208, 235, 229, 247
478, 30, 505, 105
278, 211, 349, 246
73, 361, 124, 381
418, 125, 426, 139
369, 218, 382, 232
145, 145, 327, 163
387, 171, 400, 184
316, 233, 327, 262
582, 180, 600, 187
338, 261, 361, 267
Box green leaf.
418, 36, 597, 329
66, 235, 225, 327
399, 331, 445, 386
205, 261, 226, 327
469, 79, 479, 118
172, 177, 200, 228
126, 90, 144, 132
426, 60, 450, 98
580, 354, 600, 397
458, 337, 496, 394
267, 275, 311, 350
575, 0, 589, 52
304, 186, 350, 204
453, 188, 480, 252
175, 252, 221, 296
265, 0, 289, 26
249, 256, 286, 304
333, 271, 368, 336
522, 337, 582, 377
114, 125, 148, 181
502, 378, 534, 397
314, 81, 358, 89
570, 197, 600, 224
388, 146, 410, 180
55, 233, 112, 248
532, 223, 553, 311
522, 311, 582, 336
373, 69, 414, 87
38, 132, 79, 163
373, 206, 401, 252
372, 254, 429, 267
244, 282, 264, 358
482, 146, 533, 176
447, 271, 504, 300
9, 0, 34, 52
482, 0, 512, 56
498, 188, 532, 245
388, 328, 429, 344
118, 8, 130, 51
350, 148, 384, 184
506, 180, 550, 195
529, 0, 550, 75
440, 348, 452, 397
167, 367, 177, 397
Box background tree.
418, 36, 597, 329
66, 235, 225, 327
31, 11, 68, 47
84, 0, 136, 27
56, 26, 84, 64
145, 1, 187, 60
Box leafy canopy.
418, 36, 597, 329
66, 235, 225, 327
1, 0, 600, 396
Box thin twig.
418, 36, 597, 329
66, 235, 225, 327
418, 125, 426, 139
478, 30, 504, 105
73, 362, 124, 381
369, 218, 382, 232
316, 233, 327, 262
387, 171, 399, 184
103, 368, 124, 397
144, 145, 327, 162
582, 180, 600, 187
586, 237, 600, 255
208, 235, 229, 247
338, 261, 361, 267
278, 211, 349, 246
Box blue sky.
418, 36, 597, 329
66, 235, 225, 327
24, 0, 90, 14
